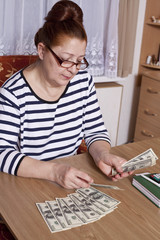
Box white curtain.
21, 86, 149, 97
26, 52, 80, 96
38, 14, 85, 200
0, 0, 119, 77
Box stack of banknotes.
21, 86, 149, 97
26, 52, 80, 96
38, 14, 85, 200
36, 187, 120, 233
111, 148, 158, 176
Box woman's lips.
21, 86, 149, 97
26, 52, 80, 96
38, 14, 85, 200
62, 75, 72, 80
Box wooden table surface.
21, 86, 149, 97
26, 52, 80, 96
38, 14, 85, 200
1, 138, 160, 240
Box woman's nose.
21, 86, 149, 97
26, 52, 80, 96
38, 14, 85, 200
67, 64, 78, 74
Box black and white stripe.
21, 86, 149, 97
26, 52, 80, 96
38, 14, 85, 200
0, 70, 110, 175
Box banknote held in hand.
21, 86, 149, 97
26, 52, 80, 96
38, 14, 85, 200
111, 148, 158, 176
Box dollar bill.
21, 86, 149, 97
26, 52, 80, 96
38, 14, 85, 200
60, 196, 89, 224
111, 148, 158, 176
75, 191, 115, 214
56, 198, 83, 227
69, 192, 106, 217
46, 200, 70, 230
36, 202, 63, 233
36, 187, 121, 233
68, 193, 100, 222
91, 183, 123, 190
77, 187, 120, 209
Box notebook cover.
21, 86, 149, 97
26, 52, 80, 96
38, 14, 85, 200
132, 179, 160, 207
133, 174, 160, 199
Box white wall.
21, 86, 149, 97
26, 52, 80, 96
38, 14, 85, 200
94, 0, 146, 146
95, 83, 123, 147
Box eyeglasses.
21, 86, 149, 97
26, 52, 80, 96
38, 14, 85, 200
46, 45, 89, 70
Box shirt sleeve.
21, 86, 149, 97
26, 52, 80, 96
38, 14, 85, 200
0, 88, 26, 175
83, 75, 111, 148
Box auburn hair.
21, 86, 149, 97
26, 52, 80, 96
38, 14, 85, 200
34, 0, 87, 48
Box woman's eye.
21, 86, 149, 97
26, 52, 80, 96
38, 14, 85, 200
63, 59, 71, 62
78, 59, 83, 63
61, 58, 66, 61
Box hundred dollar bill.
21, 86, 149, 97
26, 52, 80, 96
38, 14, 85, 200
46, 200, 70, 230
111, 148, 158, 176
68, 193, 100, 222
69, 192, 106, 217
36, 203, 63, 233
77, 187, 120, 209
125, 148, 158, 166
76, 191, 115, 214
60, 196, 90, 224
56, 198, 83, 227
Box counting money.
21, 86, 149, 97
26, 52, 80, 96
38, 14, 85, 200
111, 148, 158, 176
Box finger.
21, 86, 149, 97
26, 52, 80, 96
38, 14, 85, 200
112, 171, 132, 181
120, 172, 130, 178
111, 173, 122, 181
112, 177, 118, 182
67, 182, 82, 189
64, 183, 80, 189
74, 177, 91, 188
97, 160, 111, 175
63, 169, 93, 189
113, 161, 126, 173
111, 156, 127, 171
60, 176, 82, 189
75, 170, 93, 184
64, 176, 90, 189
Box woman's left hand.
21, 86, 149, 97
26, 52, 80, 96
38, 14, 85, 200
89, 141, 134, 181
93, 151, 133, 181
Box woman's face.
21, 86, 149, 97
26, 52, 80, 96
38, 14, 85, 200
39, 36, 87, 87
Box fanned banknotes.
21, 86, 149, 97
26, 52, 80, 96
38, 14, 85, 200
111, 148, 158, 176
36, 187, 120, 233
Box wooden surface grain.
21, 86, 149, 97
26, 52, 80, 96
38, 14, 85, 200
1, 138, 160, 240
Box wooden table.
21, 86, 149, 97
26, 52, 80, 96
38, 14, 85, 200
1, 138, 160, 240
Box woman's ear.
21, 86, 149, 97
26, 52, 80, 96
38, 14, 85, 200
37, 42, 45, 60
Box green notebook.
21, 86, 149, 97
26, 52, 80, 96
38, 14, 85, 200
132, 174, 160, 207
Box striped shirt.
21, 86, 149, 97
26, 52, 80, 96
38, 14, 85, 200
0, 69, 110, 175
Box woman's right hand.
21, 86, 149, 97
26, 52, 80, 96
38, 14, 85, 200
17, 156, 93, 189
51, 162, 93, 189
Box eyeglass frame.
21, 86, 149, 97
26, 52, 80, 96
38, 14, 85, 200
46, 45, 89, 70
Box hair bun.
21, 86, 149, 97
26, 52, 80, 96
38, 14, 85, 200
34, 0, 87, 48
45, 0, 83, 24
